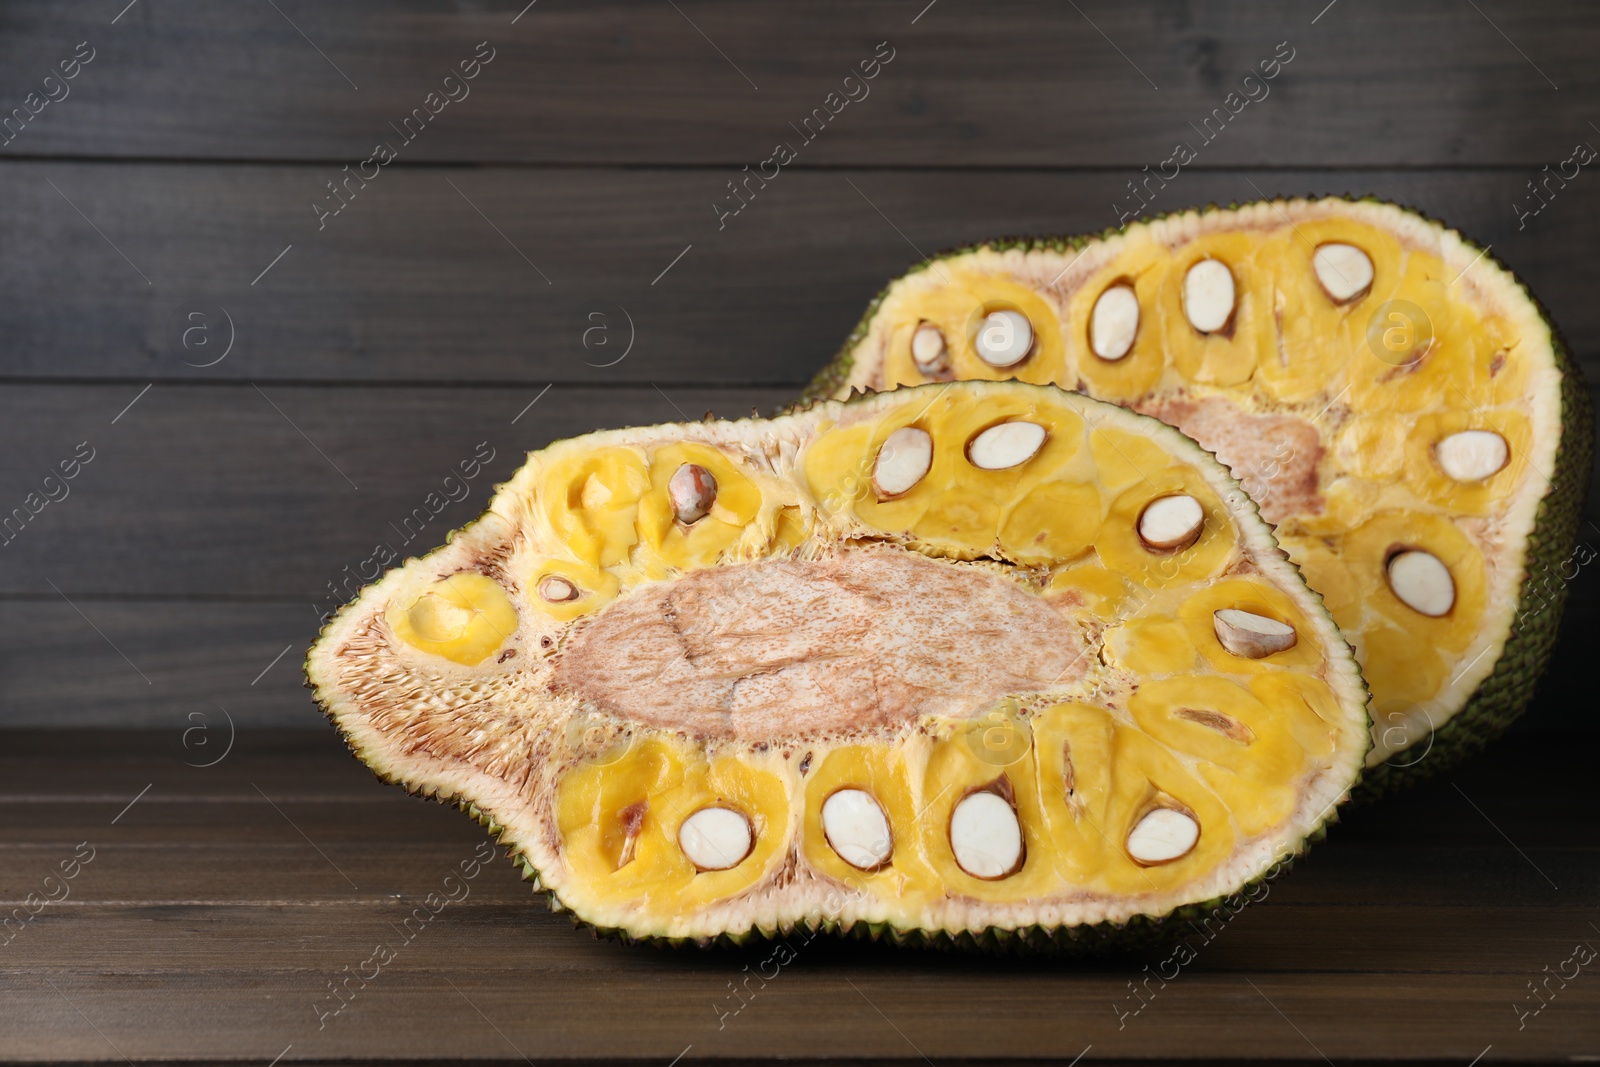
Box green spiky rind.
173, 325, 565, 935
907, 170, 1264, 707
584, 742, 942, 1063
799, 195, 1588, 791
307, 380, 1369, 952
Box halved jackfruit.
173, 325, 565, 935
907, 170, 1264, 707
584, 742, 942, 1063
307, 381, 1369, 947
809, 198, 1591, 792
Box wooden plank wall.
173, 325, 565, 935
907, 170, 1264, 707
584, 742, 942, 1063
0, 0, 1596, 727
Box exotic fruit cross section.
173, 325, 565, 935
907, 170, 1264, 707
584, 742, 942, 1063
811, 198, 1590, 790
308, 381, 1371, 948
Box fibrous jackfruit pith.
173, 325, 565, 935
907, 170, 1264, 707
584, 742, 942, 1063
808, 198, 1591, 791
307, 381, 1370, 947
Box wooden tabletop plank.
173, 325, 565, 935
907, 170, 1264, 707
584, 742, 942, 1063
0, 0, 1592, 167
0, 164, 1595, 387
4, 901, 1597, 976
3, 939, 1594, 1061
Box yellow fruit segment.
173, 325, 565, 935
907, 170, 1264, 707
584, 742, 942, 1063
385, 573, 518, 665
916, 713, 1059, 901
881, 272, 1067, 387
1402, 410, 1532, 515
1158, 233, 1266, 387
637, 443, 765, 574
1094, 463, 1236, 591
526, 558, 620, 622
1178, 578, 1322, 674
804, 385, 1089, 559
801, 745, 933, 901
556, 737, 791, 911
1065, 235, 1169, 401
540, 447, 650, 569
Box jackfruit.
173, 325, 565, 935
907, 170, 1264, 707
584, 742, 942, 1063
807, 198, 1590, 792
308, 381, 1369, 947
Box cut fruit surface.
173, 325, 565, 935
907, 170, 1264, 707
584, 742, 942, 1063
811, 197, 1592, 788
308, 381, 1369, 947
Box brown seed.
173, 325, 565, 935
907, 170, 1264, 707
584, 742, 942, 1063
537, 574, 580, 602
911, 321, 950, 375
1126, 806, 1200, 865
1212, 608, 1297, 659
1137, 494, 1204, 552
668, 463, 718, 525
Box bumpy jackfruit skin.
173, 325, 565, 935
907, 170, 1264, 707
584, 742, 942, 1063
806, 197, 1591, 791
308, 381, 1370, 950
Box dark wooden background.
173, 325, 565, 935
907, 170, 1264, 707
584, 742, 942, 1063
2, 1, 1598, 1063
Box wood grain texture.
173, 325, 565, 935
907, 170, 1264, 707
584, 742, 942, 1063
1, 163, 1597, 386
0, 0, 1593, 167
0, 732, 1594, 1063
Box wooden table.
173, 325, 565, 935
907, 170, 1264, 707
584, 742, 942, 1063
3, 731, 1596, 1064
2, 0, 1599, 1061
